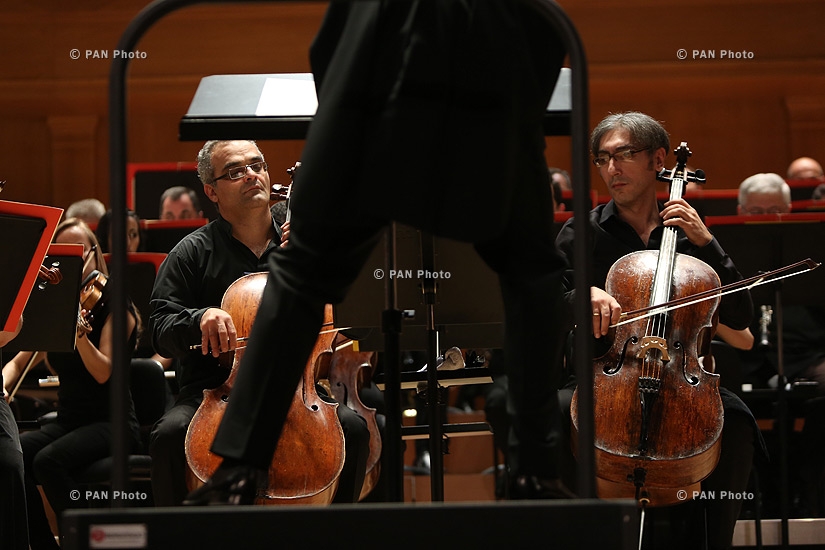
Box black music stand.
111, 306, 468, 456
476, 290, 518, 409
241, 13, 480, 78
0, 201, 63, 334
707, 214, 825, 549
335, 225, 503, 502
4, 246, 84, 355
0, 215, 46, 333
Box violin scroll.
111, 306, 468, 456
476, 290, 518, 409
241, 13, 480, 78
270, 183, 291, 203
37, 262, 63, 290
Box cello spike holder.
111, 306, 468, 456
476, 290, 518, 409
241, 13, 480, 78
632, 467, 650, 550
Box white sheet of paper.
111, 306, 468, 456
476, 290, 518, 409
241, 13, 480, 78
255, 76, 318, 117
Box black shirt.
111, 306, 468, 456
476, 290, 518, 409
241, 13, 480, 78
555, 200, 754, 331
149, 215, 282, 398
48, 293, 139, 431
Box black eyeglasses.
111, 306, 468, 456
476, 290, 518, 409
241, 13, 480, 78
213, 161, 268, 182
592, 148, 650, 168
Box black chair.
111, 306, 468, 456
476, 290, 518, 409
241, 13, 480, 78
74, 358, 169, 496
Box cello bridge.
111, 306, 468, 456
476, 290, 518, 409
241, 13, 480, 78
635, 336, 670, 361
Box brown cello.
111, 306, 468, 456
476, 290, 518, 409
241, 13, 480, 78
185, 272, 346, 505
571, 143, 723, 507
325, 335, 382, 501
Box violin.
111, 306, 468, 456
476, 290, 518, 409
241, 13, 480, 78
571, 143, 723, 507
185, 272, 346, 505
77, 270, 109, 336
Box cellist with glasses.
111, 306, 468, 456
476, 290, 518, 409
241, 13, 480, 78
555, 112, 765, 550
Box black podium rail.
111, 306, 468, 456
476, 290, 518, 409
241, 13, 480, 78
63, 500, 638, 550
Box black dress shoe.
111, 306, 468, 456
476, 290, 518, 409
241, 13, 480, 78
183, 465, 264, 506
510, 475, 578, 500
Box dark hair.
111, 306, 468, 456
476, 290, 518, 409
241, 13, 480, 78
590, 112, 670, 157
158, 186, 202, 217
196, 140, 263, 186
95, 209, 143, 253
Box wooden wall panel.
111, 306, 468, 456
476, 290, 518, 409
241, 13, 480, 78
0, 0, 822, 211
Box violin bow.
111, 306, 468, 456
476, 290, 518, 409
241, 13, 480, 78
609, 258, 820, 329
7, 352, 46, 404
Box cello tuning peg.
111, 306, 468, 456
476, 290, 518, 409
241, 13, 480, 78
690, 169, 707, 184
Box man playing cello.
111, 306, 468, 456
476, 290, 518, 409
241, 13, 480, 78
556, 112, 764, 550
149, 140, 370, 505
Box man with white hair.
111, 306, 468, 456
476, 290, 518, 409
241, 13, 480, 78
737, 172, 791, 215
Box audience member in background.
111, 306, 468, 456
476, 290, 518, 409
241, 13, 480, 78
548, 167, 572, 192
549, 173, 566, 213
548, 167, 571, 212
786, 157, 824, 180
812, 183, 825, 201
64, 198, 105, 227
95, 209, 143, 253
737, 172, 791, 215
159, 186, 204, 220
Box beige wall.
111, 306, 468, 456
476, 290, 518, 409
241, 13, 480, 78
1, 0, 823, 209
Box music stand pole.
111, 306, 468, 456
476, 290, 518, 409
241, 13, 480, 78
381, 222, 405, 502
420, 231, 445, 502
774, 283, 790, 550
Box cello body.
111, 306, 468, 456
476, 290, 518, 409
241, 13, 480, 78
185, 272, 345, 505
326, 338, 382, 501
572, 143, 724, 506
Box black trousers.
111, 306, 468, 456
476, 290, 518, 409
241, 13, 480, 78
0, 399, 28, 550
21, 420, 139, 550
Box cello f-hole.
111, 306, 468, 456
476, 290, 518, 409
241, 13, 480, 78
676, 342, 699, 385
604, 336, 637, 375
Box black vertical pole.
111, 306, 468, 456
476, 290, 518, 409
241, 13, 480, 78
420, 232, 444, 502
524, 0, 593, 498
382, 222, 405, 502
